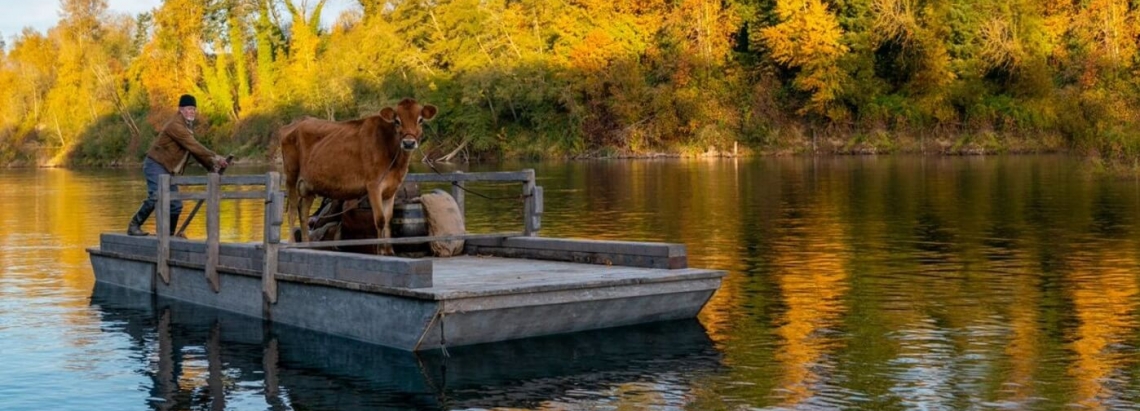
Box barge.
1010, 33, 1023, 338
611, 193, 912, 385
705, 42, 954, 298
87, 170, 724, 351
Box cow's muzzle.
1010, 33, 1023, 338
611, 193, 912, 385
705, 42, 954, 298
401, 138, 418, 151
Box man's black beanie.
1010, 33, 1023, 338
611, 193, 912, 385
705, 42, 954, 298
178, 94, 197, 108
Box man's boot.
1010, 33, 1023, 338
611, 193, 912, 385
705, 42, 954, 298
170, 213, 184, 238
127, 202, 154, 236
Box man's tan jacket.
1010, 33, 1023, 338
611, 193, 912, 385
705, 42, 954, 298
145, 116, 223, 174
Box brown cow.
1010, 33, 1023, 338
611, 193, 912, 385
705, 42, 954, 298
280, 98, 437, 255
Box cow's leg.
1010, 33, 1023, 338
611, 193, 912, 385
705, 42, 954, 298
285, 185, 299, 243
293, 179, 316, 243
366, 184, 392, 256
298, 195, 315, 242
379, 192, 397, 256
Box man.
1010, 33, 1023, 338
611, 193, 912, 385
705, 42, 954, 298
127, 94, 229, 236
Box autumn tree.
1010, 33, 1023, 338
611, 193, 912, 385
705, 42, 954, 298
760, 0, 849, 120
4, 29, 58, 138
43, 0, 112, 160
228, 0, 253, 115
253, 0, 283, 106
199, 0, 238, 123
140, 0, 207, 116
276, 0, 326, 112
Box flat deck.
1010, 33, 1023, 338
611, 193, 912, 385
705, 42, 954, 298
421, 256, 723, 299
90, 233, 724, 350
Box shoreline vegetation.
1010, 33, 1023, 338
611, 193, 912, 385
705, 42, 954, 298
5, 130, 1070, 169
1, 1, 1137, 171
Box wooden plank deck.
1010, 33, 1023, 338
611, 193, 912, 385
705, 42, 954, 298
420, 255, 722, 299
90, 235, 724, 350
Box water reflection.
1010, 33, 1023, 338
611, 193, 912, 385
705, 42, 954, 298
90, 284, 721, 410
767, 176, 851, 407
1064, 245, 1140, 410
5, 156, 1140, 409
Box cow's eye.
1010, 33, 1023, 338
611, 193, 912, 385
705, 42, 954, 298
394, 118, 402, 126
418, 116, 424, 124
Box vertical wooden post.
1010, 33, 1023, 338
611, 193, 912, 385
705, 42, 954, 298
207, 321, 225, 410
522, 169, 537, 236
157, 174, 171, 284
532, 186, 543, 233
262, 337, 281, 406
205, 172, 221, 292
263, 172, 282, 304
450, 171, 465, 216
156, 308, 176, 406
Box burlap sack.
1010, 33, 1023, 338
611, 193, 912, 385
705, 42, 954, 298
419, 189, 465, 257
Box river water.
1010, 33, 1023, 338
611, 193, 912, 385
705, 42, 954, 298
2, 156, 1140, 410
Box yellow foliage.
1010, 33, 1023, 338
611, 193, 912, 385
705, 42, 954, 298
140, 0, 206, 111
569, 29, 620, 72
8, 0, 1140, 163
761, 0, 848, 117
1073, 0, 1139, 67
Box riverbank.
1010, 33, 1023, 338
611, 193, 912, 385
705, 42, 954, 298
3, 130, 1078, 169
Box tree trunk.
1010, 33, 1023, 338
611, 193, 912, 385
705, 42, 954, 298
438, 137, 471, 163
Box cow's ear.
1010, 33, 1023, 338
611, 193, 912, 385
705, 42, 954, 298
421, 105, 438, 121
380, 107, 396, 123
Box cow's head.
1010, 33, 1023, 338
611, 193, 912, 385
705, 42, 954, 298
380, 98, 438, 151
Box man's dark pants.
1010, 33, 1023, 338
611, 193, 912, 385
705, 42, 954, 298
128, 157, 182, 235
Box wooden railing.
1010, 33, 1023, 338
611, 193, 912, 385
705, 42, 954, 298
282, 170, 544, 250
404, 170, 543, 236
154, 170, 543, 304
156, 173, 282, 301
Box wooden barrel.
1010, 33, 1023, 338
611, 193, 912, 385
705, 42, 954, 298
391, 203, 426, 237
391, 202, 428, 256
